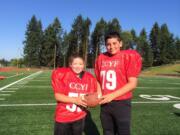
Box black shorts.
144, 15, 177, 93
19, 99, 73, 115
100, 99, 131, 135
54, 118, 85, 135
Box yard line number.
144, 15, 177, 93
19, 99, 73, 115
140, 94, 180, 109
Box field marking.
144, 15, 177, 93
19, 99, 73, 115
30, 80, 49, 81
0, 94, 11, 96
0, 71, 42, 91
6, 88, 19, 90
132, 101, 180, 104
139, 82, 180, 85
0, 98, 5, 101
22, 85, 51, 88
0, 101, 180, 107
7, 73, 24, 78
0, 103, 56, 107
137, 87, 180, 89
38, 77, 50, 79
1, 91, 15, 93
173, 103, 180, 109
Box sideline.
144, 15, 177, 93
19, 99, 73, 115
0, 71, 42, 91
7, 73, 24, 78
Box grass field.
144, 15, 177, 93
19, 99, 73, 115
0, 69, 180, 135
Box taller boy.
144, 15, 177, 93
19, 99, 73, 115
95, 32, 142, 135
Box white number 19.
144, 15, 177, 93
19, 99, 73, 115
100, 70, 116, 90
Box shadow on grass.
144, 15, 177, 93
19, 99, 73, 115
84, 111, 100, 135
174, 112, 180, 117
175, 70, 180, 74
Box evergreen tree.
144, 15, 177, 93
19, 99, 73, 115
60, 32, 70, 67
82, 17, 91, 66
121, 31, 133, 50
0, 59, 9, 67
137, 28, 153, 67
40, 25, 55, 67
160, 24, 176, 64
149, 22, 161, 65
40, 18, 63, 68
23, 15, 43, 67
67, 15, 91, 67
130, 29, 138, 49
90, 18, 107, 67
52, 17, 63, 67
106, 18, 121, 35
175, 38, 180, 60
68, 15, 84, 56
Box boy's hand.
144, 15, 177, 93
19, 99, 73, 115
99, 93, 115, 104
74, 96, 87, 108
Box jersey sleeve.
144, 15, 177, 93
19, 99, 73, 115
51, 68, 66, 94
126, 50, 142, 78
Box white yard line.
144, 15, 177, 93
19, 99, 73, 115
6, 88, 19, 90
0, 71, 42, 91
0, 98, 5, 101
0, 103, 56, 107
30, 80, 49, 81
22, 85, 51, 88
1, 91, 15, 93
0, 94, 11, 96
137, 87, 180, 89
6, 73, 24, 78
140, 82, 180, 85
132, 101, 180, 104
0, 101, 180, 107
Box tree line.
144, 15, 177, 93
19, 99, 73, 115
22, 15, 180, 68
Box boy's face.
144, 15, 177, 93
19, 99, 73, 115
106, 37, 122, 55
70, 57, 84, 74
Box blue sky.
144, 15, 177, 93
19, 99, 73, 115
0, 0, 179, 60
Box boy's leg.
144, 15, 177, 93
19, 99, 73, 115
72, 118, 85, 135
100, 104, 115, 135
112, 100, 131, 135
54, 121, 71, 135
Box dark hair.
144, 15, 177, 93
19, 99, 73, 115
105, 31, 122, 43
68, 52, 84, 65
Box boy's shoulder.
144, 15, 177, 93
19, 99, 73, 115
121, 49, 140, 56
52, 67, 70, 75
97, 52, 110, 59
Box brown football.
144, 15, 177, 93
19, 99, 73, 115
84, 93, 101, 107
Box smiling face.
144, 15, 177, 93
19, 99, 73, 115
70, 57, 85, 74
106, 37, 122, 55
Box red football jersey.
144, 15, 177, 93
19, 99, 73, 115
95, 50, 142, 100
52, 67, 97, 123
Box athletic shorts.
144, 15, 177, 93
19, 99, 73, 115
54, 118, 85, 135
100, 99, 131, 135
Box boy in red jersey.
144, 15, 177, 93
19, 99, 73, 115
95, 32, 142, 135
52, 53, 98, 135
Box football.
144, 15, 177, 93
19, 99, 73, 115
84, 93, 101, 107
0, 76, 5, 80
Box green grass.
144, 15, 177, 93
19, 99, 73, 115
141, 63, 180, 76
132, 103, 180, 135
0, 70, 180, 135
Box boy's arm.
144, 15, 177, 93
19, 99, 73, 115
99, 77, 137, 104
97, 81, 102, 98
55, 93, 87, 107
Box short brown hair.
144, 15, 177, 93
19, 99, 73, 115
68, 52, 84, 66
105, 31, 122, 43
